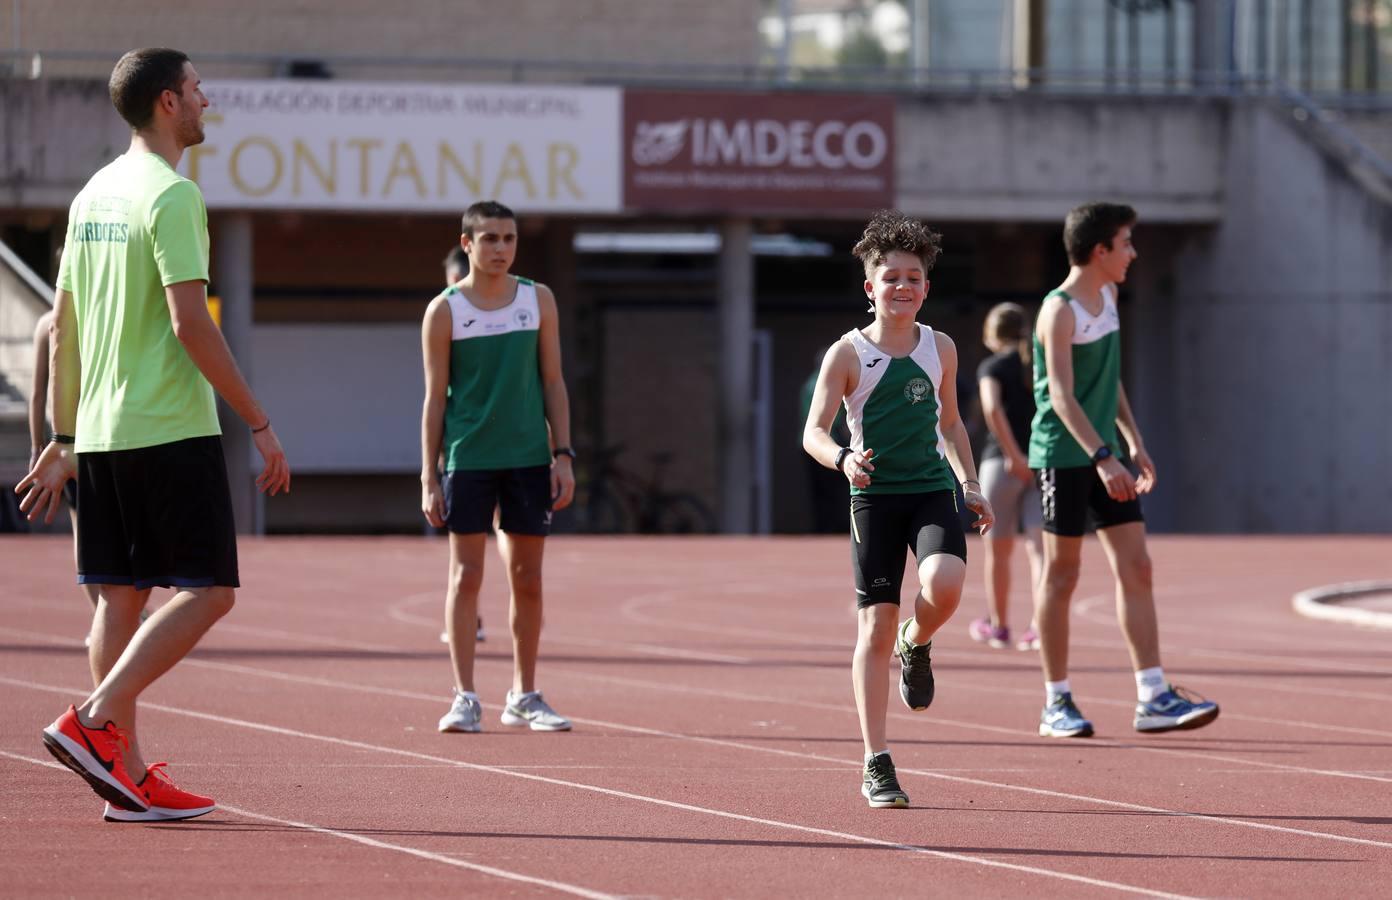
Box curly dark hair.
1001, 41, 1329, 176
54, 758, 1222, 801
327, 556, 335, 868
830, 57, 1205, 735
851, 210, 942, 274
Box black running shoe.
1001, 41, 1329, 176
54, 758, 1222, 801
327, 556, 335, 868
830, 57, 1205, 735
861, 753, 909, 808
895, 619, 935, 710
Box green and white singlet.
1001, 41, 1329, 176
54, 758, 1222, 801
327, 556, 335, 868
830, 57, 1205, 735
1028, 285, 1122, 469
842, 324, 956, 496
441, 277, 552, 472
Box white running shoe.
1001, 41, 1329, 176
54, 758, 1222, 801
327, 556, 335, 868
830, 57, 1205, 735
439, 617, 485, 644
438, 689, 482, 733
500, 691, 571, 732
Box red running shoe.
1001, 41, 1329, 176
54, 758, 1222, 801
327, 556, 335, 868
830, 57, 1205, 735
104, 763, 217, 823
42, 705, 148, 811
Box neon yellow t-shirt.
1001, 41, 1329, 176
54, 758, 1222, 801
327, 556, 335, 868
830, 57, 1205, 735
57, 152, 220, 453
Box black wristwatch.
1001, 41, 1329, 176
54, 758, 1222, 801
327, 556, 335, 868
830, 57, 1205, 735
1090, 446, 1113, 465
834, 447, 854, 472
552, 447, 577, 460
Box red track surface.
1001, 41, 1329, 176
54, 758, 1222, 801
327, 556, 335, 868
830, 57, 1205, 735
3, 534, 1390, 898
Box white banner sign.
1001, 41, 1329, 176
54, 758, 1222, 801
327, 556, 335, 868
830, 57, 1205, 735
179, 80, 622, 213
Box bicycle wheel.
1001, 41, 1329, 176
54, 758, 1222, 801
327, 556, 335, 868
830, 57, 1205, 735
651, 493, 717, 535
584, 483, 633, 534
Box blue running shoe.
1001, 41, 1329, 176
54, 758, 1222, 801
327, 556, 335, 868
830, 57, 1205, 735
1134, 685, 1219, 733
1039, 692, 1094, 738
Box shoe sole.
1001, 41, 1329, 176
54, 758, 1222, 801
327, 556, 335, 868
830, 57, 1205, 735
1134, 706, 1220, 734
438, 721, 482, 733
41, 727, 148, 812
103, 802, 217, 823
861, 786, 909, 808
1038, 723, 1095, 738
499, 712, 571, 732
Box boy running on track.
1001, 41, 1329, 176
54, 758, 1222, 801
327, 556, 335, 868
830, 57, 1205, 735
803, 211, 994, 808
1030, 201, 1217, 739
421, 201, 575, 734
19, 48, 290, 822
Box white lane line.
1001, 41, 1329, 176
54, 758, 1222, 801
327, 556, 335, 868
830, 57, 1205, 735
9, 619, 1392, 782
7, 656, 1388, 854
0, 679, 1200, 900
0, 749, 617, 900
385, 590, 752, 663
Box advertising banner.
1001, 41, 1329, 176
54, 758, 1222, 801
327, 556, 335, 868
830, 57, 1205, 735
623, 90, 895, 213
180, 80, 622, 213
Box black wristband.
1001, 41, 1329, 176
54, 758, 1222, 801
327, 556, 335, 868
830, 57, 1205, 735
51, 433, 75, 445
552, 447, 576, 460
252, 419, 271, 434
834, 447, 854, 472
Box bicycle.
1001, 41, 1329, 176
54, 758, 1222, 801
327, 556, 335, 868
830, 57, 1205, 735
576, 444, 717, 535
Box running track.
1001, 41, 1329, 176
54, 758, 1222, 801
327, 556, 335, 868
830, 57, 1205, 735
3, 535, 1389, 898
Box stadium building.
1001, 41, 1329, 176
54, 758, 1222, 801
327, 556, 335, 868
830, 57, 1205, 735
2, 0, 1389, 534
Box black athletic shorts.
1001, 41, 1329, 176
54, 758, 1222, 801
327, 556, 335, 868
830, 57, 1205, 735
850, 489, 966, 609
1035, 465, 1144, 537
77, 435, 239, 589
63, 479, 77, 510
443, 465, 553, 536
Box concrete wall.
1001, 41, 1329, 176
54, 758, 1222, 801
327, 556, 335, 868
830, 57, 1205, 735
0, 0, 760, 79
1154, 101, 1392, 532
895, 93, 1227, 223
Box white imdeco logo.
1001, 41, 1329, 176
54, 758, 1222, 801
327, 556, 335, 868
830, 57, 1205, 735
632, 121, 689, 166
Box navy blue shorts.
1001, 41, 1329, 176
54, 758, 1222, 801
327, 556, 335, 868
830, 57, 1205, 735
443, 465, 553, 536
1035, 465, 1144, 537
77, 436, 239, 590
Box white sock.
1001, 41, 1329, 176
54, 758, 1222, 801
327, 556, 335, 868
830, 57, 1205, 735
1135, 667, 1167, 703
865, 749, 890, 764
454, 688, 478, 700
1045, 679, 1071, 702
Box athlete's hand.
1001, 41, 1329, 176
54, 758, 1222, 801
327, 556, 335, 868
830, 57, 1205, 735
551, 456, 575, 511
421, 476, 445, 528
1132, 447, 1157, 494
252, 424, 291, 496
963, 485, 994, 535
841, 448, 874, 489
15, 441, 76, 525
1006, 452, 1033, 484
1096, 456, 1137, 502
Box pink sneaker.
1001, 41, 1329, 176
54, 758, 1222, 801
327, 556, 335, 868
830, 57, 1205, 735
969, 617, 1010, 649
1016, 627, 1041, 651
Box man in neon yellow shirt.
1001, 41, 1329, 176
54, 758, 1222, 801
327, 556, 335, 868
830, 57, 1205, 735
19, 48, 290, 822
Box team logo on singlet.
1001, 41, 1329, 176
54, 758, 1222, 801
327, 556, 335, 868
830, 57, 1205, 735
514, 308, 534, 328
904, 378, 931, 405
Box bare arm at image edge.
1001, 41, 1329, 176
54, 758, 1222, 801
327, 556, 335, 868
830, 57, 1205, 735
419, 297, 451, 528
536, 284, 574, 511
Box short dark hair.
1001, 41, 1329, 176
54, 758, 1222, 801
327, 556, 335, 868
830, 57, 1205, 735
443, 245, 468, 273
109, 48, 190, 130
851, 210, 942, 274
1063, 202, 1137, 266
461, 201, 516, 238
